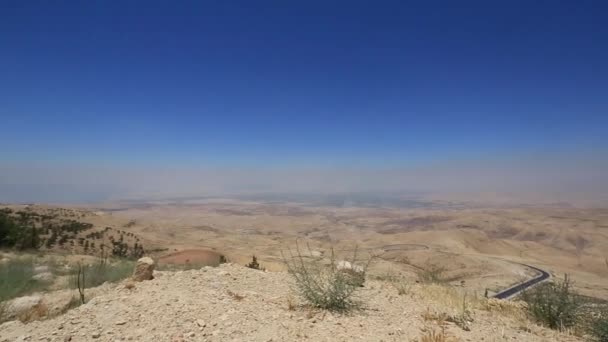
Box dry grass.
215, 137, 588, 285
378, 271, 411, 296
416, 283, 535, 332
17, 302, 48, 322
419, 318, 459, 342
419, 328, 458, 342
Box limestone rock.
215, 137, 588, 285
132, 257, 155, 282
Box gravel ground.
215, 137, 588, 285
0, 263, 582, 342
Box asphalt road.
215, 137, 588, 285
493, 263, 551, 299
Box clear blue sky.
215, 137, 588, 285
1, 1, 607, 168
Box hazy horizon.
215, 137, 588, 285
1, 2, 607, 205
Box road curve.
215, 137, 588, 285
493, 263, 551, 299
325, 242, 550, 300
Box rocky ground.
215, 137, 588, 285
0, 263, 583, 342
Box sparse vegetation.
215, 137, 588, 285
444, 293, 472, 331
590, 312, 608, 342
0, 257, 50, 303
75, 263, 86, 304
520, 274, 582, 330
415, 261, 450, 284
70, 257, 134, 290
246, 255, 264, 270
282, 243, 371, 312
156, 262, 210, 271
419, 325, 455, 342
378, 272, 411, 295
1, 208, 145, 258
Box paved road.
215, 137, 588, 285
492, 262, 551, 299
370, 243, 551, 300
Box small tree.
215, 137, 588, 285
75, 263, 85, 304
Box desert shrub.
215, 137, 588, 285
590, 312, 608, 342
0, 257, 50, 303
282, 243, 371, 312
419, 326, 453, 342
246, 255, 264, 270
385, 273, 410, 295
520, 274, 581, 330
69, 258, 134, 290
415, 261, 449, 284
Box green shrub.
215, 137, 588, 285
282, 243, 370, 312
69, 258, 134, 289
0, 258, 50, 303
590, 312, 608, 342
520, 274, 581, 330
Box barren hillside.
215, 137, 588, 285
0, 263, 583, 342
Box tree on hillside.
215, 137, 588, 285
0, 212, 17, 246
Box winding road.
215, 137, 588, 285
492, 262, 551, 299
373, 243, 551, 300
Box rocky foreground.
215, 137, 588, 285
0, 263, 581, 342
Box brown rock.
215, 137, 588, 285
132, 257, 155, 282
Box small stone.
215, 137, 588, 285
92, 332, 101, 339
116, 320, 127, 325
196, 320, 206, 327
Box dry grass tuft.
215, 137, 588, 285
422, 307, 448, 322
18, 302, 48, 322
419, 321, 459, 342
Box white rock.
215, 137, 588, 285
336, 260, 364, 273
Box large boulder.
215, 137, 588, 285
132, 257, 155, 282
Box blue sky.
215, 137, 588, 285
1, 1, 607, 202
